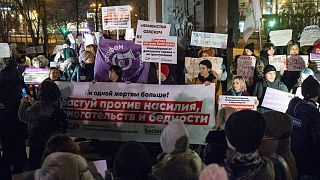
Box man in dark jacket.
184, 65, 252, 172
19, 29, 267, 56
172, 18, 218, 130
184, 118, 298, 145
0, 58, 28, 175
286, 75, 320, 179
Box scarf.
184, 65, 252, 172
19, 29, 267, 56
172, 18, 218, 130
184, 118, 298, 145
231, 89, 243, 96
198, 73, 216, 83
225, 149, 264, 180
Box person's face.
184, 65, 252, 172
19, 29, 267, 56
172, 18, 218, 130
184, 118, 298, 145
233, 79, 242, 92
49, 69, 59, 81
202, 52, 210, 57
33, 61, 41, 68
109, 70, 118, 82
267, 47, 275, 56
290, 45, 299, 55
199, 64, 210, 77
245, 49, 253, 56
315, 48, 320, 54
265, 71, 276, 82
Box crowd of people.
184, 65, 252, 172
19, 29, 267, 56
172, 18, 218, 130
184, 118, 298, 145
0, 32, 320, 180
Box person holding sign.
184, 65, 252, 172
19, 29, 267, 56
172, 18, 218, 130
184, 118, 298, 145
192, 59, 222, 100
260, 42, 275, 66
44, 67, 62, 82
253, 65, 288, 113
286, 76, 320, 179
225, 76, 250, 96
72, 51, 95, 82
312, 42, 320, 54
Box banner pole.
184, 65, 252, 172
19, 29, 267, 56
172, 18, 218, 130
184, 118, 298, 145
158, 62, 162, 85
259, 18, 262, 51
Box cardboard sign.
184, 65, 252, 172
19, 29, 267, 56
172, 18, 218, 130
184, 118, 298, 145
135, 20, 171, 45
287, 55, 307, 71
141, 36, 177, 64
23, 68, 49, 84
102, 5, 131, 30
218, 95, 257, 111
300, 25, 320, 47
57, 82, 215, 144
190, 31, 228, 49
310, 53, 320, 71
269, 55, 287, 71
236, 56, 256, 85
269, 29, 292, 46
262, 87, 294, 113
0, 43, 11, 58
185, 57, 223, 84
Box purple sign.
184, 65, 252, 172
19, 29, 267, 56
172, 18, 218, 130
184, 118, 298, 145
94, 38, 150, 83
23, 68, 49, 84
310, 53, 320, 61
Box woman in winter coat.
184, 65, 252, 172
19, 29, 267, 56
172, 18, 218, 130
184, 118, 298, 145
253, 65, 288, 113
72, 51, 95, 82
225, 75, 250, 96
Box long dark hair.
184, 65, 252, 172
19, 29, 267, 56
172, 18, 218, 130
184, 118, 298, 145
38, 80, 61, 103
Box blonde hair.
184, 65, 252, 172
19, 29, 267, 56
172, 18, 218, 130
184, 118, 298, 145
232, 76, 247, 92
216, 107, 236, 130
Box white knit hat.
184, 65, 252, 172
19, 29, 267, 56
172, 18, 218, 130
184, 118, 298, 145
199, 164, 228, 180
160, 120, 189, 153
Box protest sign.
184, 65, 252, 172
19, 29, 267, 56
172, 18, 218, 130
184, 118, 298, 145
102, 5, 131, 30
125, 28, 135, 40
23, 68, 49, 84
300, 25, 320, 47
269, 55, 287, 71
141, 36, 177, 64
269, 29, 292, 46
190, 31, 228, 49
310, 53, 320, 71
0, 43, 11, 58
56, 82, 215, 144
185, 57, 223, 84
135, 20, 171, 45
262, 87, 294, 113
218, 95, 257, 111
236, 56, 256, 85
84, 34, 95, 46
95, 38, 150, 83
68, 33, 76, 44
26, 46, 44, 54
287, 55, 307, 71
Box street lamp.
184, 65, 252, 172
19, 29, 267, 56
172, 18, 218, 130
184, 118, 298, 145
90, 1, 102, 31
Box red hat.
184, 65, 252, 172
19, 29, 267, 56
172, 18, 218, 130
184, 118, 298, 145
161, 64, 170, 77
313, 42, 320, 51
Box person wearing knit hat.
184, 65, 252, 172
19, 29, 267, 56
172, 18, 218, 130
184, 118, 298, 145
244, 43, 255, 56
286, 75, 320, 178
224, 110, 275, 180
259, 111, 298, 180
156, 64, 175, 84
199, 164, 228, 180
313, 41, 320, 53
253, 64, 288, 113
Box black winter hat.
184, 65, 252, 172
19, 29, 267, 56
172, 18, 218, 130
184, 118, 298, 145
262, 111, 292, 139
263, 64, 276, 75
225, 110, 266, 153
302, 75, 320, 99
244, 43, 254, 53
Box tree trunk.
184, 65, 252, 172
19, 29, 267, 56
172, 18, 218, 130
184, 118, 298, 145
42, 1, 48, 55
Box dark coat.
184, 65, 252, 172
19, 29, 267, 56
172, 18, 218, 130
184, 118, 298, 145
204, 130, 227, 165
72, 63, 95, 82
253, 78, 288, 113
225, 89, 250, 96
286, 97, 320, 177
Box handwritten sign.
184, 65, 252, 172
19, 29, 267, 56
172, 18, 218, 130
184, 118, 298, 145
300, 25, 320, 47
190, 31, 228, 49
102, 5, 131, 30
310, 53, 320, 71
23, 68, 49, 85
269, 55, 287, 71
135, 20, 171, 45
236, 56, 256, 85
262, 87, 294, 113
0, 43, 10, 58
218, 95, 257, 111
269, 29, 292, 46
287, 55, 307, 71
185, 57, 223, 84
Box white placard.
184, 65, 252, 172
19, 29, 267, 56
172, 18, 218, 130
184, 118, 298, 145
184, 57, 223, 84
0, 43, 10, 58
190, 31, 228, 49
56, 82, 215, 144
102, 5, 131, 30
84, 34, 95, 46
262, 87, 294, 113
300, 25, 320, 47
125, 28, 135, 40
23, 68, 49, 84
218, 95, 257, 111
236, 56, 256, 85
135, 20, 171, 45
268, 55, 287, 71
141, 36, 177, 64
269, 29, 292, 46
68, 33, 75, 44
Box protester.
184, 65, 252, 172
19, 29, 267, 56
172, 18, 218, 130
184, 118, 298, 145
54, 40, 77, 62
225, 110, 275, 180
225, 75, 250, 96
253, 65, 288, 113
291, 67, 314, 98
152, 120, 203, 180
192, 59, 222, 100
286, 75, 320, 179
260, 42, 276, 66
198, 47, 215, 57
19, 80, 67, 169
0, 58, 28, 174
85, 44, 97, 59
108, 65, 123, 82
45, 67, 61, 81
114, 141, 153, 180
155, 64, 175, 84
72, 51, 95, 82
32, 57, 42, 68
203, 107, 236, 165
37, 55, 49, 68
312, 41, 320, 53
259, 111, 297, 180
199, 164, 228, 180
16, 54, 29, 74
